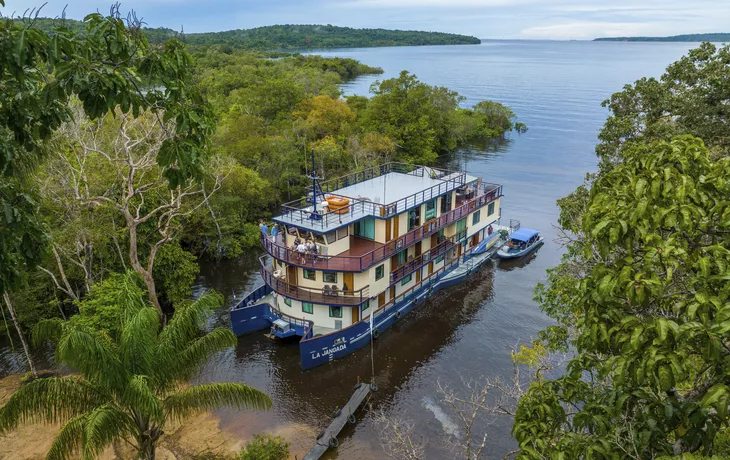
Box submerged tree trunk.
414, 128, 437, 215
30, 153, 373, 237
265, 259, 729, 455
2, 292, 37, 378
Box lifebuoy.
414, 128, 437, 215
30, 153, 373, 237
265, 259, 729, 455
348, 414, 357, 424
329, 437, 339, 448
372, 328, 380, 339
395, 309, 402, 319
370, 383, 379, 392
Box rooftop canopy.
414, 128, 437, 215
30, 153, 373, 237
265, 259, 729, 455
510, 228, 540, 242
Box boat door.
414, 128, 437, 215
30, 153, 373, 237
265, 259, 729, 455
458, 244, 463, 258
415, 242, 422, 257
428, 262, 434, 276
416, 269, 421, 283
352, 306, 359, 324
378, 292, 386, 307
343, 272, 354, 295
286, 265, 297, 292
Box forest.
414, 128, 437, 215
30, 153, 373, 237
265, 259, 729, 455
595, 32, 730, 42
31, 18, 481, 49
0, 9, 524, 459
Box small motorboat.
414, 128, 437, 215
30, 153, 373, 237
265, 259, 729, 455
497, 228, 544, 259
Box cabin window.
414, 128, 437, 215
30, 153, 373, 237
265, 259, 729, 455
472, 211, 481, 225
361, 300, 370, 312
425, 199, 437, 220
441, 193, 453, 213
488, 202, 495, 216
303, 269, 316, 280
436, 229, 445, 244
284, 298, 292, 307
302, 302, 313, 314
401, 274, 412, 286
323, 272, 337, 283
456, 218, 467, 233
398, 250, 407, 266
325, 231, 337, 244
375, 264, 385, 280
337, 227, 349, 240
329, 306, 342, 318
408, 207, 421, 230
354, 218, 375, 240
435, 255, 445, 264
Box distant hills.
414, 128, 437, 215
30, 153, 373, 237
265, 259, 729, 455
595, 33, 730, 42
30, 19, 481, 49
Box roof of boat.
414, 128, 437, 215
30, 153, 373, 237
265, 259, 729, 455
510, 228, 540, 242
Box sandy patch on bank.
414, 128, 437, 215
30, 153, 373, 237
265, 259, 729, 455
0, 374, 305, 460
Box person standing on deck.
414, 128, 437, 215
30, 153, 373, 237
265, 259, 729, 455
259, 220, 269, 237
270, 224, 279, 243
297, 241, 307, 264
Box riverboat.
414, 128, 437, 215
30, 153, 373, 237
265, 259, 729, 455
496, 228, 543, 259
230, 163, 505, 370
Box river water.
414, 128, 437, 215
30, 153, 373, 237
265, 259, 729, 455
1, 40, 699, 458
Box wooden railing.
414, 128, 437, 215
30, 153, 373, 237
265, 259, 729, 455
263, 183, 502, 272
259, 257, 370, 306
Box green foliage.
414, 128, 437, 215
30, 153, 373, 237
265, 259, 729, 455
514, 136, 730, 457
237, 434, 290, 460
1, 290, 271, 459
595, 33, 730, 42
69, 271, 147, 339
0, 10, 213, 294
152, 243, 200, 305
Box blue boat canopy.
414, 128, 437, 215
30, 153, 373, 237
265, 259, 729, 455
510, 228, 540, 242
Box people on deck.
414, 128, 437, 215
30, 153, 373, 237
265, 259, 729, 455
270, 224, 278, 243
259, 220, 269, 238
297, 241, 307, 264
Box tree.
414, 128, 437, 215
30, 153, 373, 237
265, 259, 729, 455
514, 136, 730, 457
0, 290, 272, 460
0, 7, 213, 296
48, 109, 223, 316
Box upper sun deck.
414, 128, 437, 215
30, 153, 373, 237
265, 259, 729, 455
274, 163, 473, 233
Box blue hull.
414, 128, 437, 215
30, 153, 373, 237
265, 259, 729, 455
496, 238, 544, 259
230, 249, 495, 370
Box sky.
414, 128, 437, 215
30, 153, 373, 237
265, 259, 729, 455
2, 0, 729, 40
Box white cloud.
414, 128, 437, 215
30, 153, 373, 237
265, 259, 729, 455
519, 21, 668, 40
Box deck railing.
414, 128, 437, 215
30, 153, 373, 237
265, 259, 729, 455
389, 229, 467, 283
280, 165, 471, 230
264, 183, 502, 272
259, 257, 370, 306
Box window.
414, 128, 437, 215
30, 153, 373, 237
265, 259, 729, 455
398, 250, 407, 266
361, 300, 370, 313
337, 227, 349, 240
401, 274, 412, 286
456, 218, 467, 233
323, 272, 337, 283
325, 231, 337, 244
436, 229, 445, 244
488, 202, 495, 216
408, 207, 421, 230
435, 255, 445, 264
425, 199, 437, 220
375, 264, 385, 280
284, 298, 292, 307
354, 218, 375, 240
472, 210, 481, 225
302, 302, 313, 314
441, 193, 453, 213
329, 306, 342, 318
303, 269, 316, 280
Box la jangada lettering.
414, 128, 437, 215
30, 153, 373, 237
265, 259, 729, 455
311, 343, 347, 359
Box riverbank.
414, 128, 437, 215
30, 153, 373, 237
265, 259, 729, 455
0, 373, 316, 459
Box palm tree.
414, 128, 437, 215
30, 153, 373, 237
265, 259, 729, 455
0, 290, 271, 460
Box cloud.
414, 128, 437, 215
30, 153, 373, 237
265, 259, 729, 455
519, 21, 665, 40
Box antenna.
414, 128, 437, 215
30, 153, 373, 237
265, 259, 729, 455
307, 148, 323, 220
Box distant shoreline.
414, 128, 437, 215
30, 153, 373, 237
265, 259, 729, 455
595, 33, 730, 42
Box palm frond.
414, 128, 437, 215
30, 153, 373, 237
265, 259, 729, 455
32, 318, 65, 347
117, 270, 150, 324
163, 382, 272, 424
0, 377, 106, 432
46, 412, 89, 460
157, 328, 236, 385
82, 404, 136, 459
55, 327, 127, 393
120, 307, 159, 377
158, 291, 223, 350
122, 375, 163, 422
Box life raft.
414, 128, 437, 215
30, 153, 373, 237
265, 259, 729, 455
326, 196, 350, 214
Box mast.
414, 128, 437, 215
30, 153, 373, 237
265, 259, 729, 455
308, 148, 323, 218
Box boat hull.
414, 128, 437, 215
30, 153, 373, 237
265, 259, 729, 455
496, 237, 544, 259
230, 244, 499, 370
